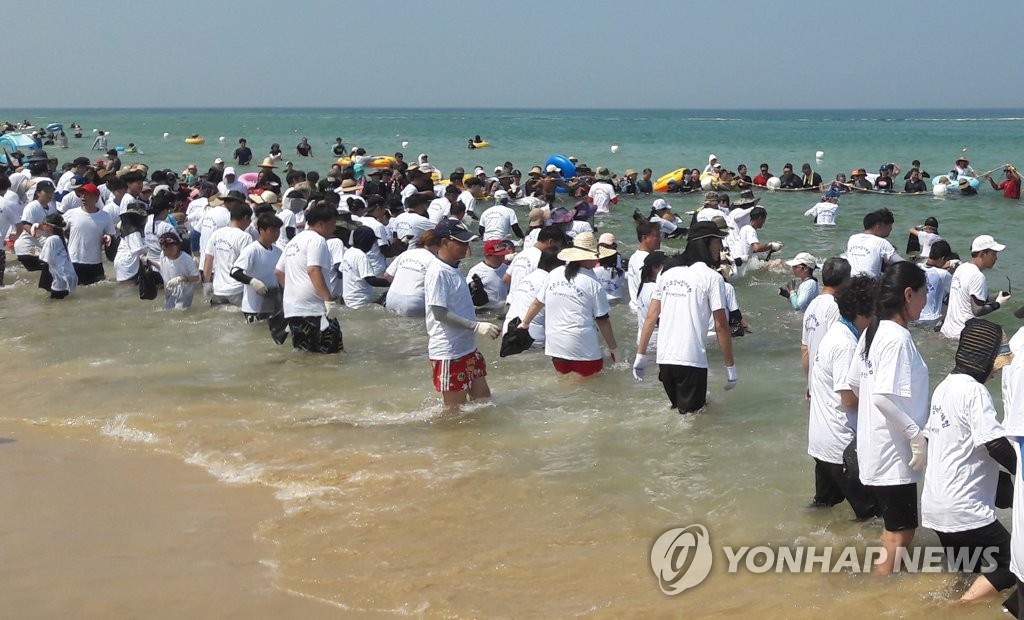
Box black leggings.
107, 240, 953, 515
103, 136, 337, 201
935, 520, 1015, 592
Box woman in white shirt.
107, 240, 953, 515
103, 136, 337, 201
921, 318, 1015, 601
846, 261, 928, 575
383, 230, 440, 317
634, 251, 667, 355
519, 232, 617, 377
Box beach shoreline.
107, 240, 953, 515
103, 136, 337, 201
0, 422, 336, 619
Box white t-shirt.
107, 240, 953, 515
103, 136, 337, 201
635, 283, 658, 354
706, 281, 740, 339
587, 182, 616, 214
0, 189, 24, 238
846, 320, 929, 486
921, 373, 1005, 533
914, 231, 942, 260
537, 266, 609, 362
651, 262, 726, 368
391, 212, 433, 245
159, 252, 200, 310
57, 191, 81, 215
427, 197, 450, 224
479, 205, 519, 241
14, 230, 41, 256
803, 201, 838, 226
384, 247, 434, 317
325, 237, 345, 299
144, 215, 176, 264
567, 220, 593, 239
1003, 328, 1024, 581
274, 208, 297, 252
467, 261, 508, 311
39, 235, 77, 292
199, 205, 231, 262
233, 241, 282, 314
22, 200, 49, 226
457, 189, 477, 216
184, 196, 208, 236
340, 246, 376, 309
920, 265, 953, 322
734, 224, 760, 262
217, 179, 248, 195
424, 257, 478, 360
357, 216, 389, 276
504, 268, 548, 344
845, 232, 899, 278
113, 231, 146, 281
941, 262, 987, 339
626, 250, 649, 311
801, 293, 840, 389
206, 226, 252, 297
808, 321, 859, 464
592, 264, 625, 302
64, 207, 115, 264
507, 245, 542, 293
277, 230, 332, 318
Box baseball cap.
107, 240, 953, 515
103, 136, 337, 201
652, 198, 672, 211
213, 157, 224, 165
484, 239, 515, 256
971, 235, 1006, 253
80, 183, 100, 196
545, 164, 560, 173
72, 156, 90, 167
434, 219, 475, 243
785, 252, 817, 268
68, 175, 86, 190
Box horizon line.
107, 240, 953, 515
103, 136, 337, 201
4, 106, 1024, 113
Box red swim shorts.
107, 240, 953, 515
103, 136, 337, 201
431, 350, 487, 393
551, 357, 604, 377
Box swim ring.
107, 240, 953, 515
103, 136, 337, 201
45, 123, 63, 133
932, 175, 980, 190
471, 141, 491, 148
336, 157, 352, 167
238, 172, 259, 189
365, 156, 397, 169
653, 167, 688, 192
544, 155, 577, 192
185, 136, 205, 145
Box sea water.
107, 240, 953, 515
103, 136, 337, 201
2, 107, 1023, 616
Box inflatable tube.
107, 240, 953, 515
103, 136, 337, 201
365, 155, 397, 169
471, 141, 491, 148
654, 167, 688, 192
931, 175, 980, 190
238, 172, 259, 189
544, 155, 576, 193
45, 123, 63, 133
185, 136, 205, 145
116, 146, 125, 152
336, 157, 352, 167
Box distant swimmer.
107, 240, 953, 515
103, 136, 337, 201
295, 137, 312, 157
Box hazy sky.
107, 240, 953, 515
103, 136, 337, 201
17, 0, 1024, 109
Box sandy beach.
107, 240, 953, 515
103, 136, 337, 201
0, 423, 335, 619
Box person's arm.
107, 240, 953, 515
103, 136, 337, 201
429, 305, 499, 337
307, 265, 332, 302
801, 344, 809, 378
364, 275, 390, 287
519, 299, 545, 329
202, 254, 214, 283
275, 268, 285, 289
985, 437, 1017, 472
595, 315, 616, 360
511, 223, 525, 239
872, 393, 921, 439
971, 291, 1011, 316
985, 174, 1001, 190
803, 205, 817, 218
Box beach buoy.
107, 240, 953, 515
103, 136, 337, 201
92, 128, 98, 133
163, 132, 169, 139
933, 184, 947, 197
219, 136, 226, 143
766, 177, 782, 191
815, 150, 824, 159
610, 145, 619, 154
401, 141, 409, 148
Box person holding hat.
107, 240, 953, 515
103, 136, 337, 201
781, 252, 820, 313
425, 219, 500, 407
941, 235, 1011, 339
633, 221, 737, 413
922, 318, 1017, 601
202, 200, 255, 306
519, 232, 618, 377
37, 213, 77, 298
587, 167, 618, 214
984, 165, 1021, 199
159, 232, 201, 310
63, 183, 115, 286
804, 190, 840, 226
233, 138, 253, 166
467, 240, 514, 311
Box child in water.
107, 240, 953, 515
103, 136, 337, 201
37, 214, 77, 299
158, 232, 200, 309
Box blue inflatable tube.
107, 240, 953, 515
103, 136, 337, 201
931, 175, 980, 190
45, 122, 63, 133
545, 154, 576, 193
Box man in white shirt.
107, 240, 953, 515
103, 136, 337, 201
202, 201, 255, 306
274, 203, 342, 353
391, 193, 434, 247
803, 190, 840, 226
477, 191, 524, 242
845, 208, 904, 278
907, 216, 942, 261
425, 219, 500, 408
56, 157, 90, 195
940, 235, 1011, 339
428, 185, 460, 224
230, 213, 283, 321
914, 240, 955, 329
626, 221, 662, 312
587, 168, 618, 214
801, 257, 849, 395
217, 167, 248, 195
733, 206, 783, 279
64, 183, 115, 285
467, 240, 513, 311
504, 226, 568, 292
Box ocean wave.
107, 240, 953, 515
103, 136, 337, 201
101, 414, 159, 444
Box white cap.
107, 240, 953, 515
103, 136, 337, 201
785, 252, 817, 268
474, 166, 486, 176
494, 166, 503, 173
213, 157, 224, 164
652, 198, 671, 211
223, 166, 236, 176
545, 164, 560, 173
971, 235, 1006, 253
708, 153, 717, 163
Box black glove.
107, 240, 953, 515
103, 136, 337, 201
469, 274, 489, 307
778, 287, 789, 299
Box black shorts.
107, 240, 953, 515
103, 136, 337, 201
658, 364, 708, 414
287, 315, 343, 354
812, 458, 879, 520
935, 520, 1014, 591
72, 262, 105, 286
869, 482, 918, 532
243, 312, 273, 323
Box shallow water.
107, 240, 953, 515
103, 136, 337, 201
2, 108, 1024, 616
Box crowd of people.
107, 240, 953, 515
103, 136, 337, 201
2, 140, 1024, 611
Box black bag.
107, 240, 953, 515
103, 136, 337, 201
104, 235, 120, 262
469, 274, 489, 307
138, 261, 159, 300
500, 317, 535, 357
842, 439, 859, 482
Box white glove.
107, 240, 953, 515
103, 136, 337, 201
632, 353, 648, 382
768, 241, 784, 252
996, 291, 1012, 306
474, 321, 500, 339
724, 365, 738, 391
202, 282, 213, 296
909, 432, 927, 471
165, 276, 184, 289
250, 277, 269, 296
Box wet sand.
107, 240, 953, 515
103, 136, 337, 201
0, 423, 336, 619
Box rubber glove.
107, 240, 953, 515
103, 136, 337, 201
909, 432, 928, 471
724, 365, 738, 391
632, 353, 648, 382
165, 276, 184, 289
768, 241, 784, 252
474, 321, 500, 339
202, 282, 213, 297
996, 291, 1012, 306
250, 277, 269, 296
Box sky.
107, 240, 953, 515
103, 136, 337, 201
14, 0, 1024, 109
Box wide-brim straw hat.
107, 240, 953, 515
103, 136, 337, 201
557, 232, 617, 263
